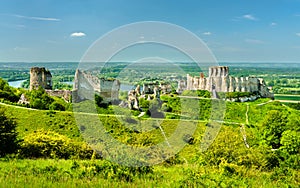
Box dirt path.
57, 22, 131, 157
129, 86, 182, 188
245, 104, 249, 125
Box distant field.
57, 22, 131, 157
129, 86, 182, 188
274, 94, 300, 101
281, 87, 300, 91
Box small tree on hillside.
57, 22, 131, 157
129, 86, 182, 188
0, 108, 19, 157
261, 110, 288, 149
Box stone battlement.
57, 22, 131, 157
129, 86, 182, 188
185, 66, 273, 98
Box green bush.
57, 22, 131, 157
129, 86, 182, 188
27, 87, 54, 110
20, 130, 94, 159
279, 130, 300, 169
0, 78, 20, 102
49, 101, 66, 111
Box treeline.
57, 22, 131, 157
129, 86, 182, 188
0, 70, 29, 81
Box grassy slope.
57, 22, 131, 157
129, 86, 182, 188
3, 104, 82, 141
1, 101, 299, 187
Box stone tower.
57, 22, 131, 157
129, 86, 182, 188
29, 67, 52, 90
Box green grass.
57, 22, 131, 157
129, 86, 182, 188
2, 104, 82, 141
0, 159, 298, 188
0, 101, 299, 187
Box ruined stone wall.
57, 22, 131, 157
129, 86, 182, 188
73, 69, 120, 101
186, 66, 273, 98
30, 67, 52, 90
46, 90, 72, 102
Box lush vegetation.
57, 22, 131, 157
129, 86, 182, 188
0, 78, 71, 111
0, 95, 299, 187
0, 109, 19, 157
0, 62, 299, 187
0, 78, 21, 103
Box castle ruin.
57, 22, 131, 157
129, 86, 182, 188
29, 67, 121, 103
185, 66, 273, 98
29, 67, 52, 90
73, 69, 120, 102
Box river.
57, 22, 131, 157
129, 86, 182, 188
8, 80, 27, 88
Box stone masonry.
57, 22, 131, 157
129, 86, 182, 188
73, 69, 120, 102
29, 67, 52, 90
186, 66, 273, 98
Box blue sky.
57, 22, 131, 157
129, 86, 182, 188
0, 0, 300, 62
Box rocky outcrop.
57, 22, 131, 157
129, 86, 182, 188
18, 94, 30, 105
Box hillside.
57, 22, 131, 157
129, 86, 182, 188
1, 100, 299, 187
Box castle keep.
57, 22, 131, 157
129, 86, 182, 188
30, 67, 52, 90
186, 66, 273, 98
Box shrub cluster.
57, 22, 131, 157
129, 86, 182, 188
20, 130, 94, 159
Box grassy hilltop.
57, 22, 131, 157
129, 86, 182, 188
0, 97, 299, 187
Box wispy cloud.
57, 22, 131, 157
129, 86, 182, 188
270, 22, 277, 26
13, 14, 60, 21
245, 38, 264, 44
70, 32, 86, 37
203, 32, 212, 35
242, 14, 257, 21
231, 14, 258, 22
13, 46, 28, 51
296, 33, 300, 37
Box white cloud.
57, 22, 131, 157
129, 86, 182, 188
13, 14, 60, 21
270, 22, 277, 26
242, 14, 257, 21
70, 32, 86, 37
231, 14, 258, 22
296, 33, 300, 37
203, 32, 212, 35
245, 38, 264, 44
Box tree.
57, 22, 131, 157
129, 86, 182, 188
0, 108, 19, 157
0, 78, 19, 102
27, 87, 54, 109
261, 110, 288, 149
0, 78, 8, 90
279, 130, 300, 169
